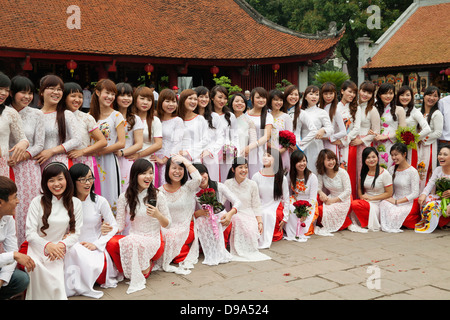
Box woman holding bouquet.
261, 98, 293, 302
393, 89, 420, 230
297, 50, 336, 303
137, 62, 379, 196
224, 157, 271, 261
372, 83, 406, 169
283, 150, 318, 242
396, 85, 430, 168
192, 163, 240, 265
315, 149, 353, 236
379, 143, 420, 232
417, 86, 443, 192
156, 155, 202, 274
251, 149, 289, 249
415, 144, 450, 233
268, 89, 293, 173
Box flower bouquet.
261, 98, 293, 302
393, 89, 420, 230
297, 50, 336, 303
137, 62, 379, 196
435, 177, 450, 218
395, 126, 420, 150
196, 188, 226, 239
292, 200, 312, 239
279, 130, 296, 149
222, 144, 237, 163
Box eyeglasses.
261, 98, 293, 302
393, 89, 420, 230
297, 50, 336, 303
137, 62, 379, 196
77, 177, 95, 184
45, 86, 63, 93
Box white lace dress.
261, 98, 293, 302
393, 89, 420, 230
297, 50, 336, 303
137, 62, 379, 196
223, 178, 271, 262
193, 183, 241, 266
316, 168, 352, 235
115, 190, 171, 294
251, 172, 289, 249
7, 106, 43, 246
379, 166, 419, 233
64, 195, 121, 298
155, 170, 202, 274
41, 110, 81, 170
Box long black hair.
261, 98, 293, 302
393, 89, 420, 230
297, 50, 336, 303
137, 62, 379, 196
0, 72, 11, 116
375, 83, 397, 121
360, 147, 380, 193
126, 159, 157, 221
194, 86, 215, 129
421, 86, 441, 125
192, 163, 219, 194
227, 157, 248, 180
289, 150, 311, 190
265, 148, 284, 200
389, 142, 408, 182
69, 163, 97, 202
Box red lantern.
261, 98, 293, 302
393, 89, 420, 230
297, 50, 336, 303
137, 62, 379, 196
210, 66, 219, 77
23, 55, 33, 71
445, 68, 450, 76
144, 63, 154, 78
66, 60, 77, 77
272, 63, 280, 75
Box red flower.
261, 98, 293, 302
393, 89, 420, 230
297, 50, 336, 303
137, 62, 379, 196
279, 130, 296, 148
293, 200, 311, 208
401, 131, 415, 145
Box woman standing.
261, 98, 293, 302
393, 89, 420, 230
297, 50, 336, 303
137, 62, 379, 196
156, 155, 201, 275
251, 149, 289, 249
301, 85, 333, 173
352, 147, 393, 231
154, 88, 184, 186
417, 86, 443, 192
319, 82, 346, 158
65, 163, 120, 298
211, 85, 239, 182
283, 150, 318, 242
192, 163, 239, 266
396, 85, 431, 168
229, 93, 257, 165
114, 159, 170, 294
178, 89, 210, 164
129, 86, 162, 187
25, 162, 83, 300
336, 80, 361, 199
268, 89, 293, 173
63, 82, 107, 196
34, 75, 81, 171
89, 79, 125, 213
355, 81, 380, 187
224, 157, 271, 262
415, 144, 450, 233
315, 149, 353, 236
193, 86, 222, 181
7, 75, 42, 246
245, 87, 273, 178
372, 83, 406, 169
113, 83, 144, 192
379, 143, 420, 233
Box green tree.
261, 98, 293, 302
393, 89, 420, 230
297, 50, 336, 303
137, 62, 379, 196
248, 0, 413, 82
213, 76, 242, 94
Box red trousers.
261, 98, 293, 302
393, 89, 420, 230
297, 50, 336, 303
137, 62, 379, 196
273, 202, 284, 242
105, 232, 165, 274
172, 221, 195, 264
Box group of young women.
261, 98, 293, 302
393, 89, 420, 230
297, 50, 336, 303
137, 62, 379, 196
1, 70, 449, 299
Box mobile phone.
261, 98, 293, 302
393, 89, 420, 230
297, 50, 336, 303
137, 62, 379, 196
148, 198, 157, 207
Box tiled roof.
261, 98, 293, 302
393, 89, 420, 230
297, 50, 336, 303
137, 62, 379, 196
1, 0, 343, 62
364, 2, 450, 69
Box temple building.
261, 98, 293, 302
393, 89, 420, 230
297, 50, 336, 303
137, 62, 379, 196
0, 0, 343, 92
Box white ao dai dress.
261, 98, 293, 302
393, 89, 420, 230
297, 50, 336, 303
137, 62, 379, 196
292, 111, 317, 157
156, 170, 202, 274
96, 110, 125, 213
316, 168, 352, 235
270, 112, 293, 173
193, 183, 241, 265
7, 106, 43, 246
182, 115, 210, 163
379, 166, 419, 232
218, 112, 240, 182
118, 115, 144, 192
41, 110, 81, 170
323, 103, 346, 158
223, 178, 271, 261
203, 113, 224, 182
139, 116, 162, 186
251, 172, 289, 249
64, 195, 121, 298
302, 106, 333, 173
284, 173, 318, 242
25, 195, 83, 300
115, 190, 171, 294
155, 116, 184, 186
404, 107, 431, 168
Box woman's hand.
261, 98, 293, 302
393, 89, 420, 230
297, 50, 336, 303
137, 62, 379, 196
45, 242, 66, 261
418, 194, 427, 207
101, 222, 113, 235
80, 241, 97, 251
